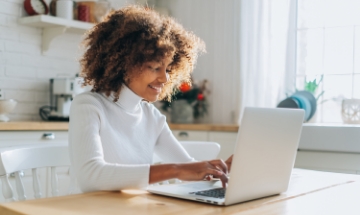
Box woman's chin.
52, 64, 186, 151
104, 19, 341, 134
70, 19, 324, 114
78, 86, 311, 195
144, 96, 159, 103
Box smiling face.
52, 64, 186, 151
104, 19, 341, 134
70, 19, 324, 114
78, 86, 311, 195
126, 57, 172, 102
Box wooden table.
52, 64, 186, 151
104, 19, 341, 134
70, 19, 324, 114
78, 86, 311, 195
1, 169, 360, 215
0, 121, 239, 132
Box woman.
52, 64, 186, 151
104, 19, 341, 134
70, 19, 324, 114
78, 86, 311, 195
69, 5, 232, 192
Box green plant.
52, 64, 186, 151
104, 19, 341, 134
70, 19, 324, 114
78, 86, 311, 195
304, 75, 324, 101
288, 75, 324, 102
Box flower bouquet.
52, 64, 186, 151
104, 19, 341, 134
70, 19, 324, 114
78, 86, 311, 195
160, 79, 210, 123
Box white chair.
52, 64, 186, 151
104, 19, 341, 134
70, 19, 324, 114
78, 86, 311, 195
152, 141, 221, 185
180, 141, 221, 161
0, 143, 70, 202
153, 141, 221, 164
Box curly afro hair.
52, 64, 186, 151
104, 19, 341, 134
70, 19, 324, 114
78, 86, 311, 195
80, 5, 205, 102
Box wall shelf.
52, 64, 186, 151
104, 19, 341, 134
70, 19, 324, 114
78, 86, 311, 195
18, 15, 94, 53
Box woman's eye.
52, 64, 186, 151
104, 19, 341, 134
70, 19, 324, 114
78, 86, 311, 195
166, 69, 171, 73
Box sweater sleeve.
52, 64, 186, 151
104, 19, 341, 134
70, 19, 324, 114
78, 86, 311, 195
154, 122, 195, 163
68, 95, 150, 193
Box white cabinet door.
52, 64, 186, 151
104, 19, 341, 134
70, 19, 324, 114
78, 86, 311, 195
295, 150, 360, 174
172, 130, 208, 141
0, 131, 68, 147
208, 131, 237, 160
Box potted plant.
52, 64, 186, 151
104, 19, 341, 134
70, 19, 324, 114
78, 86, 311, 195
160, 79, 209, 123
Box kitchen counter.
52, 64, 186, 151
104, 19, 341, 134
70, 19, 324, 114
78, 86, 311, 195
0, 121, 239, 132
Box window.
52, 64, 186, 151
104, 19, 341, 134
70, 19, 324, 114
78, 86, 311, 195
296, 0, 360, 123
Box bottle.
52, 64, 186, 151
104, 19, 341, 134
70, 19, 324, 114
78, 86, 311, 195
94, 0, 110, 23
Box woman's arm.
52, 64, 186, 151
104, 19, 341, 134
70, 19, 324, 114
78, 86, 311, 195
149, 159, 229, 188
152, 116, 230, 187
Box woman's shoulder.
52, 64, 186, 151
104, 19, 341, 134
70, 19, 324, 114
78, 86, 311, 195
72, 91, 104, 108
140, 101, 164, 118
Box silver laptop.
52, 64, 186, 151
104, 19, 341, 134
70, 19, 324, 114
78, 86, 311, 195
147, 107, 304, 206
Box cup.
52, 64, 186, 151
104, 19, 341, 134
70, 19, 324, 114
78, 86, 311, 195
0, 99, 17, 122
56, 0, 74, 20
341, 99, 360, 124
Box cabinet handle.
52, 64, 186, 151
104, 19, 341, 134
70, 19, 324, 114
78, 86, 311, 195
178, 131, 189, 138
42, 133, 55, 140
10, 171, 24, 178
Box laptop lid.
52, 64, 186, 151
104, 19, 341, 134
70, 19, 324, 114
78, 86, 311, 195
225, 107, 304, 205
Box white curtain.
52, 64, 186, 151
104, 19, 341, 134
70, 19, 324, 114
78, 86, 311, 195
238, 0, 297, 122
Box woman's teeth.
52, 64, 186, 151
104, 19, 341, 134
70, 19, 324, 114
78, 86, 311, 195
149, 85, 161, 91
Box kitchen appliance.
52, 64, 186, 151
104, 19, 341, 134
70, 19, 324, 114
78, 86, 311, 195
40, 77, 89, 121
24, 0, 49, 16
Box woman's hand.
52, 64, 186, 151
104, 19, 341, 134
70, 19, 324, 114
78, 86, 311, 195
225, 155, 233, 172
175, 159, 229, 188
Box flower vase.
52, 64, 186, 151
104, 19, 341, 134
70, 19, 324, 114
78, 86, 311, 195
171, 99, 194, 124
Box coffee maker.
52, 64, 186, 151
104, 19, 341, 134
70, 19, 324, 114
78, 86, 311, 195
39, 77, 89, 121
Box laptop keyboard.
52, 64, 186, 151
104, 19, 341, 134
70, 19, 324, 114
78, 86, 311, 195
190, 188, 226, 199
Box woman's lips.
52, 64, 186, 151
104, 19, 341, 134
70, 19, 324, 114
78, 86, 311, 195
148, 84, 162, 93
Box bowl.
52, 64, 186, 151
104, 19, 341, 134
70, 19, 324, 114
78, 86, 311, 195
0, 99, 17, 122
292, 91, 317, 120
291, 94, 312, 122
277, 97, 300, 109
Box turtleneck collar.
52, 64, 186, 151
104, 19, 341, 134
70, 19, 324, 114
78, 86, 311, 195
104, 85, 143, 112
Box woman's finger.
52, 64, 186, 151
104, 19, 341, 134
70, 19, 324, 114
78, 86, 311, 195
225, 155, 233, 172
206, 168, 228, 188
209, 159, 228, 175
204, 175, 213, 181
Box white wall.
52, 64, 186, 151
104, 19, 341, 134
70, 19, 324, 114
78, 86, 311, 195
0, 0, 131, 121
157, 0, 241, 124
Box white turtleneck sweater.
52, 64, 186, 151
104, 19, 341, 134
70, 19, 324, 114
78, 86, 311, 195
68, 86, 194, 193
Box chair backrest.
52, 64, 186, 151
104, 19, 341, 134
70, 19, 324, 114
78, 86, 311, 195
180, 141, 221, 161
0, 143, 70, 202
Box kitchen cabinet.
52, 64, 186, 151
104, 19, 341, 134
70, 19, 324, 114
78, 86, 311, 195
0, 131, 68, 146
171, 130, 208, 141
295, 124, 360, 174
295, 150, 360, 174
0, 131, 71, 202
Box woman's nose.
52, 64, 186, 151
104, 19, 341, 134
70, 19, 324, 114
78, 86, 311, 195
158, 69, 169, 83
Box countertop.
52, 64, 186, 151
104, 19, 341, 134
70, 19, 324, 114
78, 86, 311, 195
0, 121, 239, 132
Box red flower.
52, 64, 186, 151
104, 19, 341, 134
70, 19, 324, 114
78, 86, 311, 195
197, 93, 204, 101
179, 82, 191, 93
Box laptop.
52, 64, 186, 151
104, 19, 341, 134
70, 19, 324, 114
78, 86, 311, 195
147, 107, 305, 206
